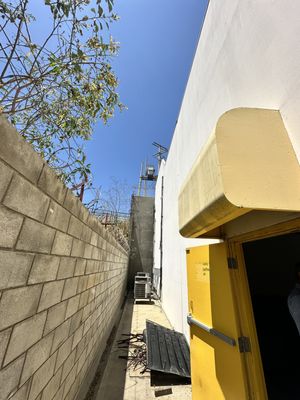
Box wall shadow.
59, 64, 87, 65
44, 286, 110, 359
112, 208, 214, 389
87, 294, 135, 400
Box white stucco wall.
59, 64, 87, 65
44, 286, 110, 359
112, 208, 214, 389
154, 0, 300, 339
153, 160, 165, 296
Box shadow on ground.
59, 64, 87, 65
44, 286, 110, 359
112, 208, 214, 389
150, 371, 191, 387
134, 300, 155, 305
85, 294, 135, 400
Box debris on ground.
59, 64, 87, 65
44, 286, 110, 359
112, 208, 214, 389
117, 333, 149, 374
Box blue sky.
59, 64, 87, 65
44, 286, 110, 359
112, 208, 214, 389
85, 0, 208, 201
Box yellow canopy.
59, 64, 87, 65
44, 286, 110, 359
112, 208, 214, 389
179, 108, 300, 238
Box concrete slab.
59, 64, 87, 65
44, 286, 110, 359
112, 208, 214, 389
94, 297, 191, 400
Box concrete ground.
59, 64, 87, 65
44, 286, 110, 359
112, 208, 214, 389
94, 296, 191, 400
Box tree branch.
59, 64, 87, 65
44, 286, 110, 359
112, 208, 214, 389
0, 0, 28, 81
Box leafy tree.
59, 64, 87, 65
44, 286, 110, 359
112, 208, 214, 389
0, 0, 123, 190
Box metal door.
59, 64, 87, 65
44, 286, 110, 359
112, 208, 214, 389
186, 243, 248, 399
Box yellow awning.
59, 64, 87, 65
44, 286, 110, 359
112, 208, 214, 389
179, 108, 300, 238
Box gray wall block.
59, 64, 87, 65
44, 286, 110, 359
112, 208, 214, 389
0, 117, 129, 400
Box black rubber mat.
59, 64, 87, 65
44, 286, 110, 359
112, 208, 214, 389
145, 320, 190, 378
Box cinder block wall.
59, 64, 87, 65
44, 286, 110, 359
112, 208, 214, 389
128, 196, 154, 287
0, 117, 129, 400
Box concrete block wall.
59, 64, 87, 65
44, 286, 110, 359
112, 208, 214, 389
128, 196, 154, 286
0, 117, 129, 400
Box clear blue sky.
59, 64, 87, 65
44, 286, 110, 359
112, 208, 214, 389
85, 0, 208, 199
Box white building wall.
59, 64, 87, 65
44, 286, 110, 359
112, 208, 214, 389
154, 0, 300, 338
153, 160, 165, 296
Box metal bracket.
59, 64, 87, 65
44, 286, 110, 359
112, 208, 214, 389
238, 336, 251, 353
227, 257, 237, 269
187, 314, 236, 347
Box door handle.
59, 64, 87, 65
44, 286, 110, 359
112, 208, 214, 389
187, 314, 236, 347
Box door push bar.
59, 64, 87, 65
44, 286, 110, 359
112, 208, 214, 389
187, 314, 236, 347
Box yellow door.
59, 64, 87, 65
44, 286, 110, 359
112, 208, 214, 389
186, 243, 248, 400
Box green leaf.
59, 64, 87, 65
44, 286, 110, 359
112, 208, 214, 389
98, 5, 103, 17
94, 20, 99, 33
107, 0, 113, 13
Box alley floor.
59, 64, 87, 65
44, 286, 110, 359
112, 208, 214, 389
93, 296, 191, 400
